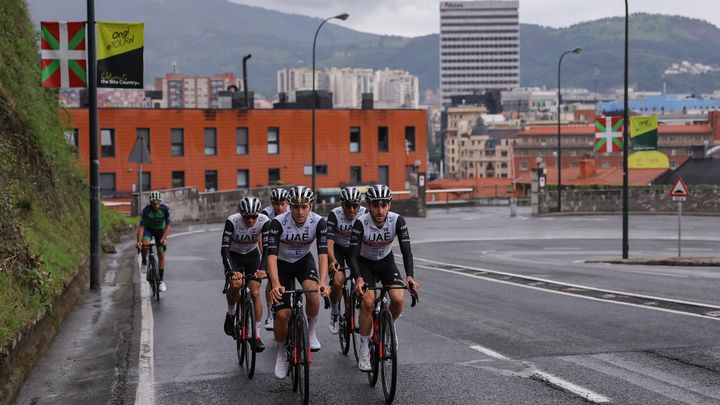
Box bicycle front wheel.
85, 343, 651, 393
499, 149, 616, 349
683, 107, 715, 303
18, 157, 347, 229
149, 255, 160, 301
243, 298, 256, 378
295, 315, 310, 405
235, 303, 243, 366
368, 318, 380, 387
380, 310, 398, 404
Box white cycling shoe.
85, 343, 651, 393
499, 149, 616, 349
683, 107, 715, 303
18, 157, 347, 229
328, 315, 340, 335
275, 349, 288, 379
158, 281, 167, 292
358, 351, 371, 372
309, 332, 321, 351
264, 315, 274, 331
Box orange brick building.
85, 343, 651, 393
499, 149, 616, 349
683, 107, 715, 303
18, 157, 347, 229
65, 108, 426, 196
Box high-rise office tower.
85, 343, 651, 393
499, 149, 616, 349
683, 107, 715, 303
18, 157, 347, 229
439, 0, 520, 105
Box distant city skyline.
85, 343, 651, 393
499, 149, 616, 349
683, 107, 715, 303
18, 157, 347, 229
230, 0, 720, 37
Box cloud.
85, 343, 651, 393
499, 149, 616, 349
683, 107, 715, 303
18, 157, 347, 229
230, 0, 720, 37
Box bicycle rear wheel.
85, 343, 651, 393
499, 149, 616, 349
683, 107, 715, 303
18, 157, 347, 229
380, 311, 398, 404
244, 297, 256, 378
350, 290, 360, 364
339, 287, 350, 354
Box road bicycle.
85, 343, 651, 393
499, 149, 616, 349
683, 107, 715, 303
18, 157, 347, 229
139, 242, 160, 302
362, 283, 418, 404
222, 271, 260, 379
279, 286, 330, 405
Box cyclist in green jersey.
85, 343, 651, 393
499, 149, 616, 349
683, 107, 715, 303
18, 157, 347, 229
136, 191, 172, 292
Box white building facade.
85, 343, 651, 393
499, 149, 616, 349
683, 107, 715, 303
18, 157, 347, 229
439, 0, 520, 105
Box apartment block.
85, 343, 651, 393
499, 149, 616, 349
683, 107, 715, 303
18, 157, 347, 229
439, 0, 520, 105
154, 72, 241, 109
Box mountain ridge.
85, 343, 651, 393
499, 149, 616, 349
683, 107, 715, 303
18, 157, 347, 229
27, 0, 720, 96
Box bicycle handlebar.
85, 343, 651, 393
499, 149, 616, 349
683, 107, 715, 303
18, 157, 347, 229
360, 283, 419, 307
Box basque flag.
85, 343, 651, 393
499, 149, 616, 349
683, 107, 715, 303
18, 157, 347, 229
40, 21, 87, 88
594, 116, 624, 154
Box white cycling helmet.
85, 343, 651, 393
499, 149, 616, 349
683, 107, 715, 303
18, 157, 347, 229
340, 187, 362, 203
239, 196, 262, 215
365, 184, 392, 202
271, 188, 289, 203
148, 191, 162, 203
288, 186, 314, 205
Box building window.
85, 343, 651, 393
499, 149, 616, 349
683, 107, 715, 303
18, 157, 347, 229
64, 128, 79, 148
171, 128, 184, 156
350, 166, 362, 184
304, 164, 328, 176
268, 168, 281, 185
520, 162, 528, 170
101, 128, 115, 157
378, 165, 389, 186
204, 128, 217, 155
268, 127, 279, 154
205, 170, 218, 191
99, 173, 115, 198
171, 171, 185, 188
601, 161, 610, 168
378, 127, 389, 152
237, 169, 249, 188
136, 128, 150, 153
236, 127, 249, 155
350, 127, 361, 152
405, 127, 416, 152
670, 160, 677, 169
570, 162, 578, 168
138, 172, 151, 192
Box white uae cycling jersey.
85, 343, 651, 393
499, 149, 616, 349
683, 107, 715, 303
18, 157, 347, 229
357, 211, 399, 260
226, 213, 269, 254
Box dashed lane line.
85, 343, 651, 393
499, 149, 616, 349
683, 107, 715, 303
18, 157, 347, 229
468, 345, 611, 404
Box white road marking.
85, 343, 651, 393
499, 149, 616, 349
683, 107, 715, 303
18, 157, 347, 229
167, 229, 207, 239
469, 345, 509, 360
533, 370, 611, 403
468, 344, 610, 403
135, 270, 155, 405
619, 269, 688, 278
413, 262, 720, 321
414, 257, 720, 311
543, 247, 582, 250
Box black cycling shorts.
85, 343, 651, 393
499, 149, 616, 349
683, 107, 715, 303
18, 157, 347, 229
228, 249, 261, 283
359, 252, 404, 289
273, 253, 319, 312
331, 245, 354, 281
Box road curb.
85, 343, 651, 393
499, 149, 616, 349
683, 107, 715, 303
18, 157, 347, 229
0, 258, 89, 405
586, 257, 720, 266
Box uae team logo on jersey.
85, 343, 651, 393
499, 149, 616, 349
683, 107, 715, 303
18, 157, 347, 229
40, 21, 87, 88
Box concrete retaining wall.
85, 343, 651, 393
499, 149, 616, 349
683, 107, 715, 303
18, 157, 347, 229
132, 183, 426, 223
537, 186, 720, 214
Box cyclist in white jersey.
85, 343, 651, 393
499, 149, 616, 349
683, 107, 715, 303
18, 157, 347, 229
326, 187, 366, 334
348, 184, 421, 372
266, 186, 330, 379
221, 196, 269, 351
260, 188, 289, 331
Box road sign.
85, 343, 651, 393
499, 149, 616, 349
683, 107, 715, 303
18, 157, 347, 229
128, 135, 151, 164
669, 177, 689, 198
672, 196, 686, 202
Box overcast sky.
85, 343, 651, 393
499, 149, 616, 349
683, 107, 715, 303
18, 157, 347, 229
230, 0, 720, 37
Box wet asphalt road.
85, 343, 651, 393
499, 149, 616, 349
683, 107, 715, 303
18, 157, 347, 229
12, 207, 720, 404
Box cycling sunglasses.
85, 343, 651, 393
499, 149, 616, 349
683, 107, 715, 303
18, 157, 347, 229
342, 202, 360, 209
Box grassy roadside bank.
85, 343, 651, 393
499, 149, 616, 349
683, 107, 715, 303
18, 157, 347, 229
0, 0, 136, 353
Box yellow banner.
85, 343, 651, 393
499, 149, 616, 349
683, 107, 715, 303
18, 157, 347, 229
98, 22, 144, 60
628, 151, 669, 169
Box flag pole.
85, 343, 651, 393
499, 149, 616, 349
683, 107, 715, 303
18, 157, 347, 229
87, 0, 101, 290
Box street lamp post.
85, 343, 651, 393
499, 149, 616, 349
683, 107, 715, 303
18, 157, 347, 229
556, 47, 582, 213
622, 0, 630, 258
312, 13, 349, 194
